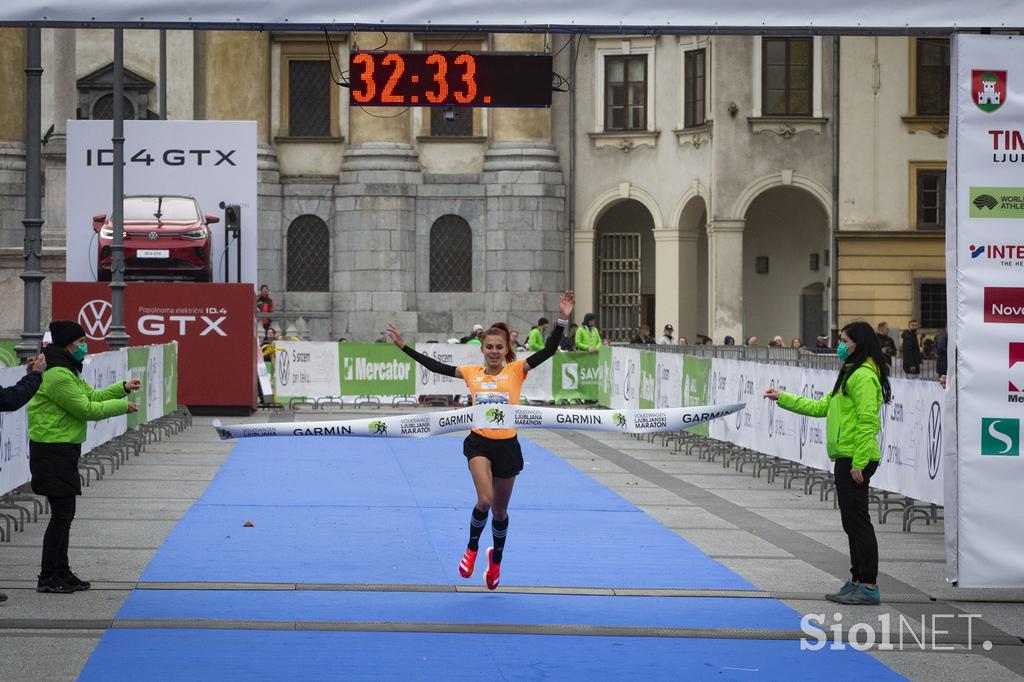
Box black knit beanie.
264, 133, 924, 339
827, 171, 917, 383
49, 320, 87, 348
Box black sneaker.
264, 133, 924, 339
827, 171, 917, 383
36, 575, 76, 594
61, 570, 91, 591
0, 592, 7, 603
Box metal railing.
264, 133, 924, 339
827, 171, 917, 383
621, 344, 941, 381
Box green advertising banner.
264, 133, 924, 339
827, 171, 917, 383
597, 346, 613, 407
339, 343, 416, 396
682, 355, 712, 435
127, 346, 149, 428
638, 350, 656, 409
969, 186, 1024, 218
0, 341, 19, 368
551, 351, 603, 402
163, 342, 178, 415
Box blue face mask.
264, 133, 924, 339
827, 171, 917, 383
70, 342, 88, 361
837, 342, 849, 362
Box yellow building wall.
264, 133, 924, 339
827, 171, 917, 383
837, 232, 945, 327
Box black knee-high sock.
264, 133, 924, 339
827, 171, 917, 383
491, 516, 509, 564
467, 507, 488, 551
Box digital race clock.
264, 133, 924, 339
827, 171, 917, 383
348, 52, 553, 108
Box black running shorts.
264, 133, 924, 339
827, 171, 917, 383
463, 432, 524, 479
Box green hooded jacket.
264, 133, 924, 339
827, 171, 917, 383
776, 358, 883, 470
28, 367, 129, 444
527, 327, 545, 352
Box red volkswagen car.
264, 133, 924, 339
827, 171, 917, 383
94, 195, 217, 282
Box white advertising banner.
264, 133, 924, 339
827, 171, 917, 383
0, 367, 30, 496
66, 120, 257, 284
274, 341, 341, 400
610, 347, 641, 411
873, 378, 945, 506
412, 343, 482, 398
521, 351, 554, 403
949, 34, 1024, 586
81, 349, 128, 454
654, 352, 683, 410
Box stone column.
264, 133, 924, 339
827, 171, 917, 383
651, 228, 684, 339
482, 33, 564, 332
41, 28, 75, 248
0, 28, 26, 249
200, 31, 282, 291
334, 32, 420, 339
573, 230, 596, 321
707, 219, 744, 343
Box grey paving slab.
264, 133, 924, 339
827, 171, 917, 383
61, 498, 194, 520
0, 548, 155, 582
6, 520, 176, 551
800, 530, 947, 562
714, 557, 851, 594
73, 478, 214, 499
704, 487, 841, 509
583, 472, 659, 488
747, 507, 849, 532
643, 505, 738, 530
0, 588, 129, 620
0, 632, 101, 682
613, 486, 694, 507
669, 528, 794, 558
957, 603, 1024, 640
871, 649, 1024, 682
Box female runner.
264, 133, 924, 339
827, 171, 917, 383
387, 290, 574, 590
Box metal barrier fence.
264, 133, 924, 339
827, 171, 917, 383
624, 344, 941, 381
0, 408, 192, 542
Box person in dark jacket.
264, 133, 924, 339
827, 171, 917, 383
876, 322, 897, 368
0, 350, 46, 603
900, 319, 922, 375
27, 320, 140, 594
936, 330, 948, 388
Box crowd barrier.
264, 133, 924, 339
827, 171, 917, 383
269, 342, 945, 508
0, 343, 180, 521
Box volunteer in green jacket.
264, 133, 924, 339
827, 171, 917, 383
27, 320, 141, 594
764, 321, 891, 606
526, 318, 549, 352
575, 313, 602, 353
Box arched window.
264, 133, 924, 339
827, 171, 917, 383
429, 215, 472, 292
287, 215, 330, 292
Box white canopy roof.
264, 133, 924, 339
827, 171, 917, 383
0, 0, 1021, 31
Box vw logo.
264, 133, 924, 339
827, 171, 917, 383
278, 351, 290, 386
77, 299, 112, 340
799, 383, 810, 455
927, 401, 942, 480
148, 231, 158, 241
767, 378, 777, 438
878, 401, 890, 451
709, 371, 718, 404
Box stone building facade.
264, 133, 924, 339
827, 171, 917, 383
0, 30, 949, 344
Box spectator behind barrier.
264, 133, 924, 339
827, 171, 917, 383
658, 324, 674, 345
0, 348, 46, 603
575, 313, 602, 353
900, 319, 922, 376
791, 338, 802, 349
560, 324, 578, 351
876, 321, 897, 368
256, 284, 274, 331
27, 320, 141, 595
631, 325, 655, 345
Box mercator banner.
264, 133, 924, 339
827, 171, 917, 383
948, 34, 1024, 587
213, 403, 747, 440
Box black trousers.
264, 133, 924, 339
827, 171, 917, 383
833, 458, 879, 584
41, 495, 76, 579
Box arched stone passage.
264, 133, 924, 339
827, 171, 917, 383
593, 199, 656, 341
742, 186, 829, 342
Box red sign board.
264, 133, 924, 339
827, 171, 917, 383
52, 282, 255, 409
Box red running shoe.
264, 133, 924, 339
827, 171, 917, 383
484, 547, 500, 590
458, 548, 478, 578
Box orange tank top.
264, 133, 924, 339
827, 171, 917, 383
459, 359, 528, 440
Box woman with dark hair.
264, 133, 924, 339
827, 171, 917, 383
28, 320, 141, 593
387, 291, 574, 590
764, 320, 891, 605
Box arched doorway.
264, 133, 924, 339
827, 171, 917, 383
594, 199, 655, 341
742, 187, 828, 343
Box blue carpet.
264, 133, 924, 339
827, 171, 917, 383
79, 630, 907, 682
117, 590, 801, 629
140, 436, 752, 589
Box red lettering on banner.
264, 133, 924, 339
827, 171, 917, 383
52, 283, 255, 408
